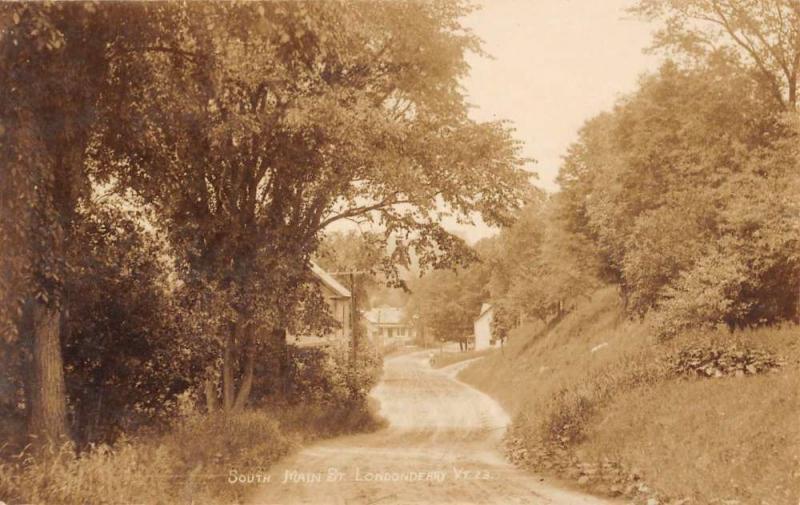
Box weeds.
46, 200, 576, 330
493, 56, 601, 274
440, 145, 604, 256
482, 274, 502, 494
0, 401, 383, 505
667, 341, 784, 378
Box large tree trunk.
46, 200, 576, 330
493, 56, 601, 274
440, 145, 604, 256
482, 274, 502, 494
222, 323, 236, 413
27, 302, 69, 444
274, 328, 289, 398
232, 323, 255, 411
204, 377, 218, 414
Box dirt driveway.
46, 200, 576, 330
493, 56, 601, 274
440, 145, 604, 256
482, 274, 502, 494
248, 351, 616, 505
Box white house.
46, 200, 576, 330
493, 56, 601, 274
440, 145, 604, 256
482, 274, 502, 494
473, 303, 495, 350
364, 305, 414, 348
287, 262, 352, 347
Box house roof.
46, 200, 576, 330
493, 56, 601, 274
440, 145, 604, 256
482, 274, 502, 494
476, 303, 493, 321
364, 306, 407, 326
310, 261, 351, 298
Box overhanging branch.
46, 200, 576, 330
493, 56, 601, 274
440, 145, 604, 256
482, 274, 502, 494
317, 193, 410, 231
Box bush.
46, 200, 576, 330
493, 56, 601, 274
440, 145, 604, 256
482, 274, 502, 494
270, 400, 386, 440
168, 412, 296, 472
65, 208, 208, 446
668, 342, 784, 378
540, 349, 669, 448
653, 246, 754, 338
286, 339, 382, 406
0, 208, 208, 449
498, 347, 671, 480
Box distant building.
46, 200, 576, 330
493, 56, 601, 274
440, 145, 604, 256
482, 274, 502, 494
364, 305, 414, 347
287, 262, 352, 347
473, 303, 495, 350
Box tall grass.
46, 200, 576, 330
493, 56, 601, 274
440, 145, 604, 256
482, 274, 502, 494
0, 401, 384, 505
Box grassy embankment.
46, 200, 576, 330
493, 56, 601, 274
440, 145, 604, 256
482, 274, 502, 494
459, 286, 800, 505
0, 402, 384, 505
429, 348, 496, 369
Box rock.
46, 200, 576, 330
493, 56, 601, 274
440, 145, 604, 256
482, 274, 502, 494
647, 499, 660, 505
577, 475, 590, 486
609, 484, 623, 496
637, 483, 651, 494
566, 467, 582, 480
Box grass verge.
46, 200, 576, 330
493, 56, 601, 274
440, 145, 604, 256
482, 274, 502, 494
0, 401, 384, 505
429, 348, 496, 369
459, 286, 800, 505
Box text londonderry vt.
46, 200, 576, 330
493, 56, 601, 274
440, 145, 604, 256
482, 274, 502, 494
228, 466, 493, 485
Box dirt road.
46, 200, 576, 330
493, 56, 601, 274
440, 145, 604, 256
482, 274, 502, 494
248, 351, 615, 505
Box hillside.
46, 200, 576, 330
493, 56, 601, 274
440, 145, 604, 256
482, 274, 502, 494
459, 287, 800, 505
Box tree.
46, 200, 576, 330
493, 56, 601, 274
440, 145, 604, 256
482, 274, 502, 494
96, 1, 529, 411
633, 0, 800, 110
478, 199, 551, 328
316, 230, 414, 311
554, 59, 800, 334
317, 231, 384, 306
408, 265, 490, 346
0, 1, 220, 443
1, 2, 120, 443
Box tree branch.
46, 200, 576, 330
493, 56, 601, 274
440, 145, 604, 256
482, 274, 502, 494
704, 1, 788, 108
317, 193, 409, 231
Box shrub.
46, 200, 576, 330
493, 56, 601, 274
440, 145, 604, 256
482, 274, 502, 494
271, 400, 386, 440
540, 349, 670, 447
653, 246, 754, 338
63, 209, 208, 446
168, 412, 296, 472
286, 339, 382, 406
667, 342, 784, 378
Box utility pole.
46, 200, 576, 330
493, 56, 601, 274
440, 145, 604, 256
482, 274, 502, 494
329, 270, 368, 367
349, 272, 356, 365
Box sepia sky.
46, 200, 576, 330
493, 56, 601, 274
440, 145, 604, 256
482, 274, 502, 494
461, 0, 661, 194
337, 1, 663, 244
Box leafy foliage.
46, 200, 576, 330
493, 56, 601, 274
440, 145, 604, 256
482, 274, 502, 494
408, 265, 490, 342
555, 59, 800, 335
89, 0, 528, 409
315, 230, 410, 309
1, 0, 530, 442
632, 0, 800, 110
667, 342, 784, 378
283, 340, 382, 406
62, 205, 207, 445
